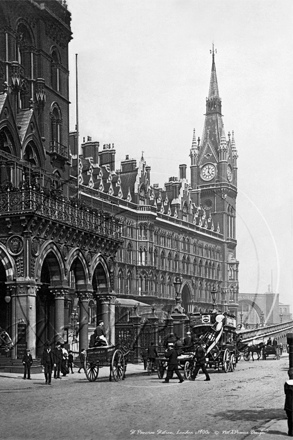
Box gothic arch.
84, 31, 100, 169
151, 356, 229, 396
66, 249, 89, 290
35, 241, 65, 284
90, 254, 110, 293
0, 244, 16, 281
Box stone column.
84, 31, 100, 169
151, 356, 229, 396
51, 288, 65, 344
6, 281, 38, 359
108, 296, 116, 346
79, 293, 90, 351
26, 284, 38, 358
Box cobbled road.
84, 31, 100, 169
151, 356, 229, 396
0, 356, 288, 440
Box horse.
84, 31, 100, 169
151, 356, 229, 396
243, 342, 265, 361
0, 327, 13, 352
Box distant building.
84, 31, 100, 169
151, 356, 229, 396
279, 303, 292, 323
238, 292, 290, 327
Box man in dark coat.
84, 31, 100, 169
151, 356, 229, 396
162, 342, 184, 383
22, 349, 33, 379
41, 341, 54, 385
53, 342, 62, 379
191, 343, 210, 381
284, 368, 293, 436
183, 331, 193, 350
147, 342, 158, 371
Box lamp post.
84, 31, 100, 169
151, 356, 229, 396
173, 275, 183, 313
211, 285, 217, 310
240, 309, 243, 325
260, 312, 265, 327
280, 313, 283, 324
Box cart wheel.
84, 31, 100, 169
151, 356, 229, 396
222, 348, 230, 373
111, 349, 125, 382
230, 354, 236, 371
184, 361, 192, 380
84, 359, 99, 382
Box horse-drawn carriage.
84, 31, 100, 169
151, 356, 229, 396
157, 311, 238, 379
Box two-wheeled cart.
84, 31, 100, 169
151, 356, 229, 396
84, 345, 127, 382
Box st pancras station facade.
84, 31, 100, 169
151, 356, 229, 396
0, 0, 239, 360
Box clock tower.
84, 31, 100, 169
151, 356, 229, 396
190, 46, 239, 314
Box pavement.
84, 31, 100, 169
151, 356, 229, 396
0, 362, 290, 439
0, 361, 146, 382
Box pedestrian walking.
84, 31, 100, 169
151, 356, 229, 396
41, 341, 54, 385
284, 368, 293, 437
68, 350, 74, 374
61, 344, 69, 376
162, 342, 184, 384
53, 342, 62, 379
22, 349, 33, 380
191, 343, 210, 381
78, 348, 86, 373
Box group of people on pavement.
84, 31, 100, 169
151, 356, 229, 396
39, 340, 85, 385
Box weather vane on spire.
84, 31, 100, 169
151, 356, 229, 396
210, 43, 217, 58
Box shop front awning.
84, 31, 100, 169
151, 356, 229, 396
115, 298, 151, 308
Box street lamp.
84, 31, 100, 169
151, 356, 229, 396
211, 284, 217, 308
173, 275, 184, 313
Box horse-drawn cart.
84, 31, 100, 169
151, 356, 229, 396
84, 345, 127, 382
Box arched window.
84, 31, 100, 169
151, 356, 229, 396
182, 256, 186, 273
154, 249, 158, 267
161, 275, 165, 297
51, 48, 61, 92
186, 257, 190, 275
50, 103, 62, 150
174, 254, 179, 272
160, 251, 165, 269
17, 23, 34, 109
127, 243, 132, 264
118, 269, 124, 293
127, 271, 132, 294
193, 258, 197, 276
168, 253, 172, 271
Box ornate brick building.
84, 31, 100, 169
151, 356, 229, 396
0, 0, 121, 359
72, 46, 240, 321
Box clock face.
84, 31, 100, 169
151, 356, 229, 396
201, 164, 216, 181
227, 166, 233, 182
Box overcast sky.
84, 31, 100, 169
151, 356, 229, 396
67, 0, 293, 311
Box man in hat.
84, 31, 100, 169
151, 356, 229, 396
22, 348, 33, 380
191, 343, 210, 382
41, 341, 54, 385
162, 342, 184, 384
53, 342, 62, 379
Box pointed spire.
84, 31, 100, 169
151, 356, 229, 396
191, 128, 197, 148
208, 44, 219, 98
